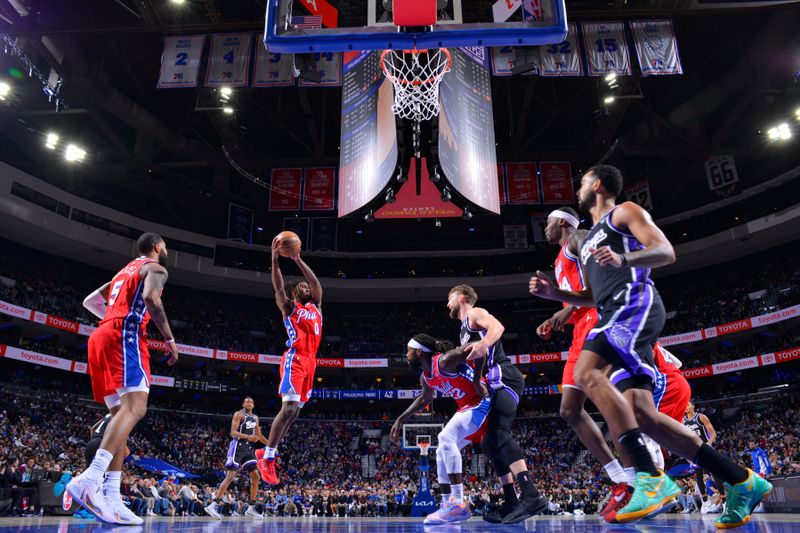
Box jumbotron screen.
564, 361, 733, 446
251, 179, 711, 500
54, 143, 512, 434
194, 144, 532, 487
437, 47, 501, 214
337, 51, 398, 217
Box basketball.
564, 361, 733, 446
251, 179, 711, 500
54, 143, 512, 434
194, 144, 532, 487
275, 230, 301, 257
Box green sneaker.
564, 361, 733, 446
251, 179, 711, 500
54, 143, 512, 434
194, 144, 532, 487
715, 469, 773, 529
612, 471, 680, 524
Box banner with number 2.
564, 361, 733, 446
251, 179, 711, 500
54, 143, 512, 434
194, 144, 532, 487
157, 35, 206, 89
205, 33, 252, 87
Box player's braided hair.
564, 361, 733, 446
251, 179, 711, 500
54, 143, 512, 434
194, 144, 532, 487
285, 279, 302, 299
411, 334, 454, 354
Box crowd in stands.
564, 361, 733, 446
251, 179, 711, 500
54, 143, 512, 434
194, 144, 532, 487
1, 375, 798, 519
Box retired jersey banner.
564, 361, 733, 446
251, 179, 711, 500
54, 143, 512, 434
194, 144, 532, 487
540, 162, 574, 204
157, 35, 205, 88
531, 213, 548, 242
581, 22, 631, 77
253, 36, 294, 87
624, 179, 653, 211
631, 20, 683, 76
491, 46, 539, 76
505, 162, 540, 204
303, 167, 336, 210
205, 33, 253, 87
269, 168, 302, 211
298, 52, 343, 86
540, 23, 583, 77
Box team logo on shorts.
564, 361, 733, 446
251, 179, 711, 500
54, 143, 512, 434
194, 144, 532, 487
609, 324, 633, 349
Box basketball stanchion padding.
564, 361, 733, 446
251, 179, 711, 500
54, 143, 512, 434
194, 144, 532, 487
393, 0, 437, 27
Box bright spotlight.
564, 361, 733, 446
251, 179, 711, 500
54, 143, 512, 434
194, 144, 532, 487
767, 127, 779, 140
604, 72, 617, 83
778, 123, 791, 140
0, 81, 10, 99
223, 106, 234, 114
170, 0, 186, 4
220, 86, 232, 97
45, 133, 59, 149
795, 107, 800, 120
64, 144, 86, 162
603, 96, 615, 105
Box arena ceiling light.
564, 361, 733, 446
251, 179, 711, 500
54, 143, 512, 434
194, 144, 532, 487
603, 96, 615, 105
45, 133, 59, 149
223, 106, 234, 114
604, 72, 617, 83
220, 86, 232, 97
795, 107, 800, 120
64, 144, 86, 162
0, 81, 10, 100
767, 123, 791, 141
170, 0, 186, 4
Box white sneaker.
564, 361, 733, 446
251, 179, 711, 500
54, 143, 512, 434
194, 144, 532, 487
106, 497, 144, 525
66, 475, 115, 523
245, 506, 263, 519
204, 502, 222, 520
700, 499, 711, 514
147, 509, 156, 516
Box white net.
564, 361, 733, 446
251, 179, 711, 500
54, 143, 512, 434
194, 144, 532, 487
380, 48, 451, 122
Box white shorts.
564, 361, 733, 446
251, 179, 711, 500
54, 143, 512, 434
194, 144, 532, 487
438, 397, 491, 448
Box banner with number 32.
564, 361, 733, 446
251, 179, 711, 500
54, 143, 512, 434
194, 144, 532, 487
206, 33, 252, 87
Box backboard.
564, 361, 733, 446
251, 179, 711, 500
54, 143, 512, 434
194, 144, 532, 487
402, 423, 444, 452
265, 0, 568, 53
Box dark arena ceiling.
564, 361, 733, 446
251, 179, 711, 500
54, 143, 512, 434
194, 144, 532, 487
0, 0, 799, 252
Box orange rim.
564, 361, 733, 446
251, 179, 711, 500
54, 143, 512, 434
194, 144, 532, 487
380, 48, 451, 86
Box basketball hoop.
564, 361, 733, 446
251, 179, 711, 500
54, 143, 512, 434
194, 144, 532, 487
418, 441, 431, 457
380, 48, 451, 123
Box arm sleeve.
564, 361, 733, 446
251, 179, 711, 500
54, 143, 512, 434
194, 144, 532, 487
82, 290, 107, 319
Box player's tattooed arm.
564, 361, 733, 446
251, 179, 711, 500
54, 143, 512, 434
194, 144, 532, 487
141, 263, 179, 365
606, 201, 676, 269
271, 238, 294, 317
293, 255, 323, 307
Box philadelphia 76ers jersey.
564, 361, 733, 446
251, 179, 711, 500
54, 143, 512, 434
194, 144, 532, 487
554, 243, 596, 326
422, 354, 486, 412
283, 300, 322, 356
100, 257, 158, 331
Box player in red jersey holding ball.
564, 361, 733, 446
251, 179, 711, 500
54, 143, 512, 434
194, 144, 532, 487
256, 236, 323, 485
67, 233, 179, 525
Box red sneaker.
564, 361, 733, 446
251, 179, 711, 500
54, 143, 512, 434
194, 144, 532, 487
256, 453, 280, 485
600, 483, 633, 522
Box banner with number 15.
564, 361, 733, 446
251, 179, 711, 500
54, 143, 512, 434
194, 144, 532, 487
205, 33, 252, 87
157, 35, 206, 89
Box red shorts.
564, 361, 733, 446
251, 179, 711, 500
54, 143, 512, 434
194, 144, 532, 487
88, 321, 151, 405
655, 371, 691, 422
562, 311, 598, 390
279, 351, 316, 404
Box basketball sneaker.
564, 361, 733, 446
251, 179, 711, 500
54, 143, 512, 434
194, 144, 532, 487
502, 494, 549, 524
482, 500, 515, 523
204, 501, 222, 520
423, 499, 471, 525
599, 483, 633, 518
245, 505, 263, 519
104, 497, 144, 526
611, 471, 680, 524
66, 475, 115, 524
715, 469, 772, 529
255, 449, 280, 485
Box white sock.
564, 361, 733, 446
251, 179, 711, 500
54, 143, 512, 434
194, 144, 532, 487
103, 471, 121, 499
265, 447, 277, 460
85, 449, 113, 482
603, 459, 627, 484
450, 483, 464, 504
623, 467, 637, 486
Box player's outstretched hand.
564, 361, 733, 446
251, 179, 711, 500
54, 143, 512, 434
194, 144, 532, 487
389, 420, 402, 444
536, 319, 552, 340
591, 246, 624, 268
529, 271, 560, 301
271, 237, 281, 260
166, 340, 179, 366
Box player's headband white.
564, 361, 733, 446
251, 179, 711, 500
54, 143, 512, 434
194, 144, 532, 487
407, 339, 433, 352
548, 209, 579, 228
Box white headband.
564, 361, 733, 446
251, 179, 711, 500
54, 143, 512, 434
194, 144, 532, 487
407, 339, 433, 352
548, 209, 579, 229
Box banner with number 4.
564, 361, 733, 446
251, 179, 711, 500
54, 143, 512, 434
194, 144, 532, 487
157, 35, 205, 88
206, 33, 252, 87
